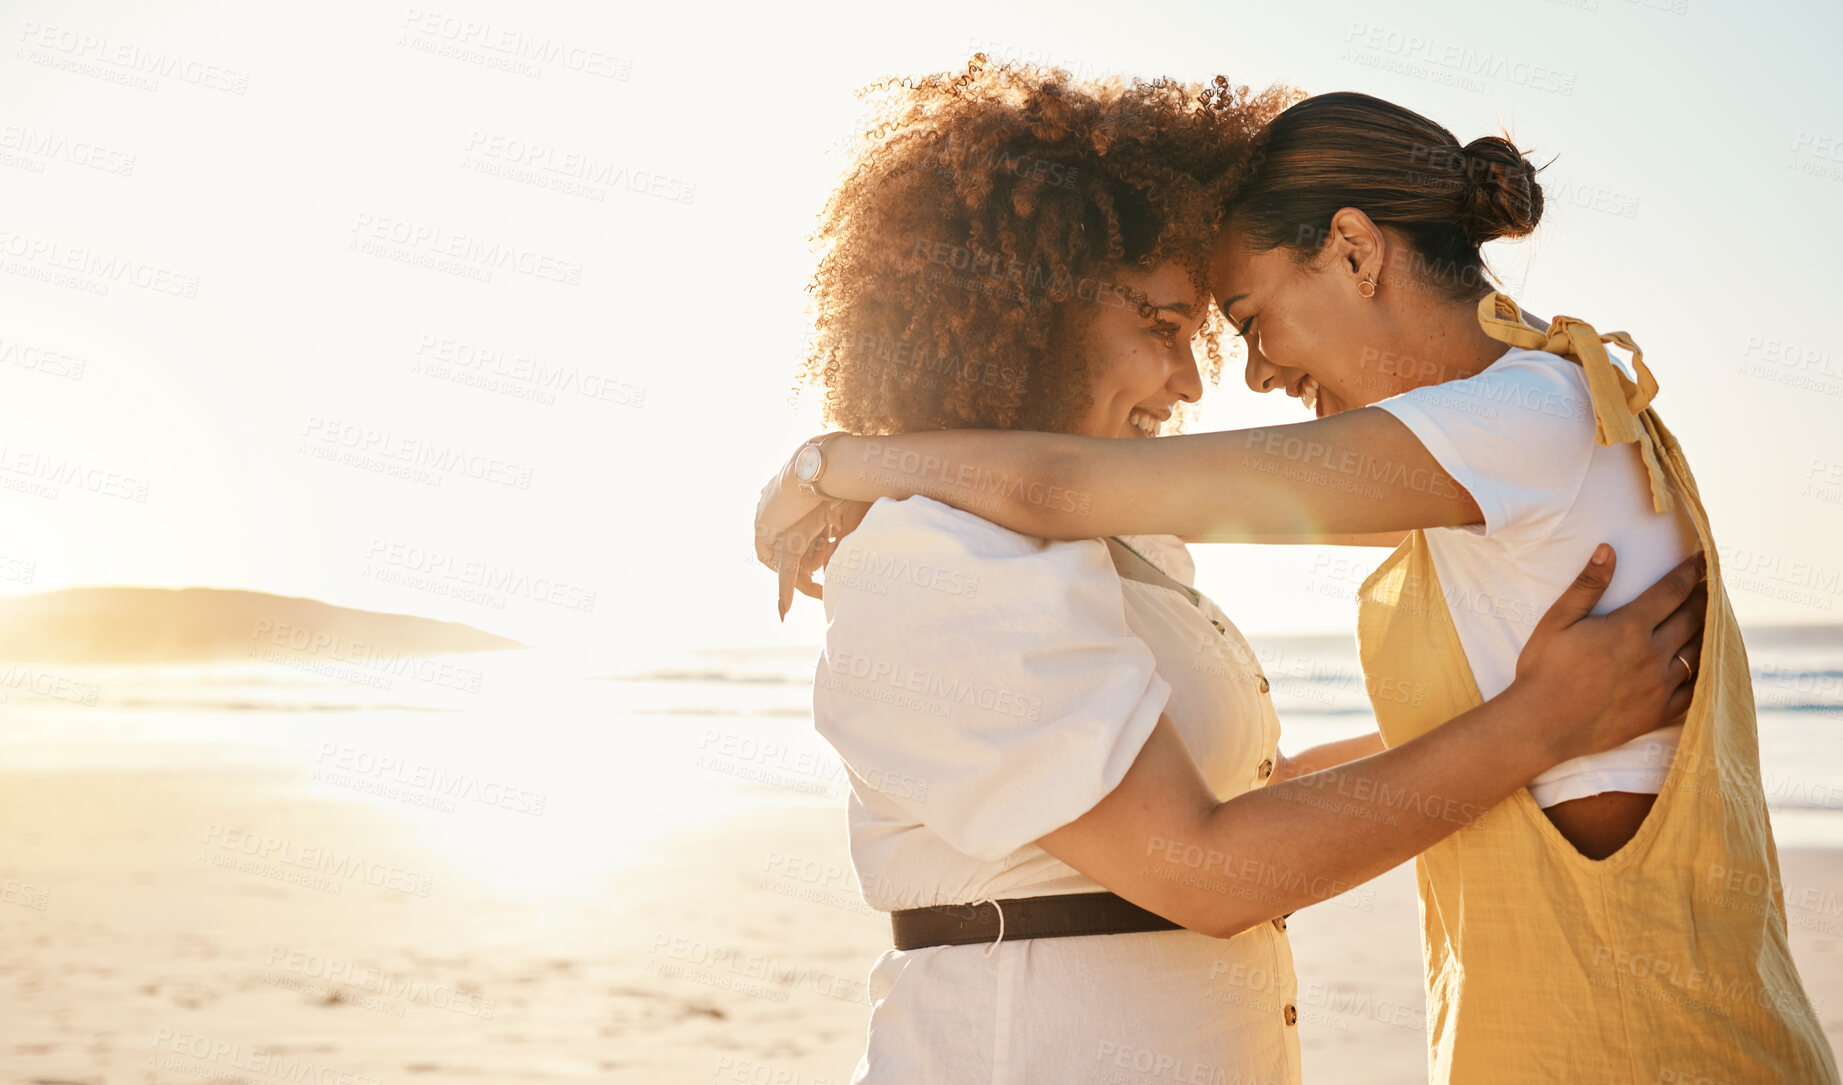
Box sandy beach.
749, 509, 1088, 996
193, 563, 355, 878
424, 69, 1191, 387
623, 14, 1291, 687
1, 761, 1837, 1084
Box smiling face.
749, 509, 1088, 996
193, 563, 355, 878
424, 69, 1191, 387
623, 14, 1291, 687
1210, 215, 1412, 419
1064, 260, 1209, 440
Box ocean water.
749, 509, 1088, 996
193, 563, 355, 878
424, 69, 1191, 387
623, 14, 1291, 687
603, 627, 1843, 851
2, 627, 1840, 864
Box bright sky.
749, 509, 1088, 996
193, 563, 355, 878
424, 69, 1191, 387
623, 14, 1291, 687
3, 0, 1840, 669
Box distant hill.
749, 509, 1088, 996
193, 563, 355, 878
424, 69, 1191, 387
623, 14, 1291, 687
0, 587, 526, 663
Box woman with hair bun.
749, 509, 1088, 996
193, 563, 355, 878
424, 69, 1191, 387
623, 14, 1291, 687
758, 89, 1838, 1083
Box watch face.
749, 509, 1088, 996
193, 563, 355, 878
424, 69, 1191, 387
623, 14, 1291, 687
793, 445, 822, 482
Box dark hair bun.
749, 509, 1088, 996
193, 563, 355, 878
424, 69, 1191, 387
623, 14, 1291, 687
1456, 135, 1543, 245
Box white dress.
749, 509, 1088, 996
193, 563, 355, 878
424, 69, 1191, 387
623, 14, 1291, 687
814, 494, 1302, 1085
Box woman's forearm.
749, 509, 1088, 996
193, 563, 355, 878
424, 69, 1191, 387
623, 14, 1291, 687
813, 410, 1478, 541
1043, 682, 1562, 941
1269, 732, 1386, 784
816, 431, 1085, 537
1183, 684, 1553, 936
1054, 681, 1555, 935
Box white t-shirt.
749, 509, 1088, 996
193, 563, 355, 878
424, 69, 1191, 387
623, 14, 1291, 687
1374, 345, 1699, 807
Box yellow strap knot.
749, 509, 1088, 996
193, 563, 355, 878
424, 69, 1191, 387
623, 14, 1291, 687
1474, 292, 1675, 515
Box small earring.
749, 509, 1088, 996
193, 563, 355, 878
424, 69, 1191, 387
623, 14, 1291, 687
1356, 278, 1377, 299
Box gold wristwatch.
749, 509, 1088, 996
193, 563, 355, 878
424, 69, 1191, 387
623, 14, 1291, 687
791, 431, 846, 497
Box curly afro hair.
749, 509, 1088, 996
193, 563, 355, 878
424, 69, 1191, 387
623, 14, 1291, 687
800, 56, 1299, 436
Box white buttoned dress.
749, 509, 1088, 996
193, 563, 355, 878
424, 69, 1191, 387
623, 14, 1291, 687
813, 495, 1302, 1085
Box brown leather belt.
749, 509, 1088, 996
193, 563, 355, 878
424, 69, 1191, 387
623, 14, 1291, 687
890, 891, 1182, 950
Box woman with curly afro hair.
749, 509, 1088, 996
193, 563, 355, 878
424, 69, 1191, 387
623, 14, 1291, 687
773, 59, 1707, 1083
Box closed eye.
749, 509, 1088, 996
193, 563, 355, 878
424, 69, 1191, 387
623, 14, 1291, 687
1235, 312, 1257, 338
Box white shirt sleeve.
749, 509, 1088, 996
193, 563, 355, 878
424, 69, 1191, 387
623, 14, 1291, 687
813, 495, 1171, 863
1373, 351, 1599, 537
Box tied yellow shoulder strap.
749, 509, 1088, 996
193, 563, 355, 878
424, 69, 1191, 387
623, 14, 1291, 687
1474, 292, 1675, 515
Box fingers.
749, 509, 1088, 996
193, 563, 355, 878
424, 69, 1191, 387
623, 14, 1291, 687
1662, 678, 1697, 722
1533, 543, 1616, 635
777, 549, 798, 620
1650, 584, 1708, 659
812, 501, 850, 570
755, 468, 794, 568
754, 451, 825, 569
795, 531, 832, 602
756, 521, 779, 569
1623, 552, 1708, 630
773, 508, 821, 619
1668, 629, 1702, 697
805, 533, 843, 578
815, 503, 871, 575
773, 501, 860, 619
799, 504, 860, 594
1656, 630, 1703, 716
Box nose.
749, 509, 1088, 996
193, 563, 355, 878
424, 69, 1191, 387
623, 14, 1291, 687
1244, 338, 1282, 395
1171, 341, 1204, 405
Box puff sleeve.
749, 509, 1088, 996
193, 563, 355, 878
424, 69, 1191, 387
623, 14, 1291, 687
812, 495, 1171, 862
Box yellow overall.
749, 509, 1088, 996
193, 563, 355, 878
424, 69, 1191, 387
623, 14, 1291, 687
1354, 294, 1839, 1084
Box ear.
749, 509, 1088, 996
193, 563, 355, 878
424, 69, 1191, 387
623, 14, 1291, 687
1326, 207, 1386, 285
